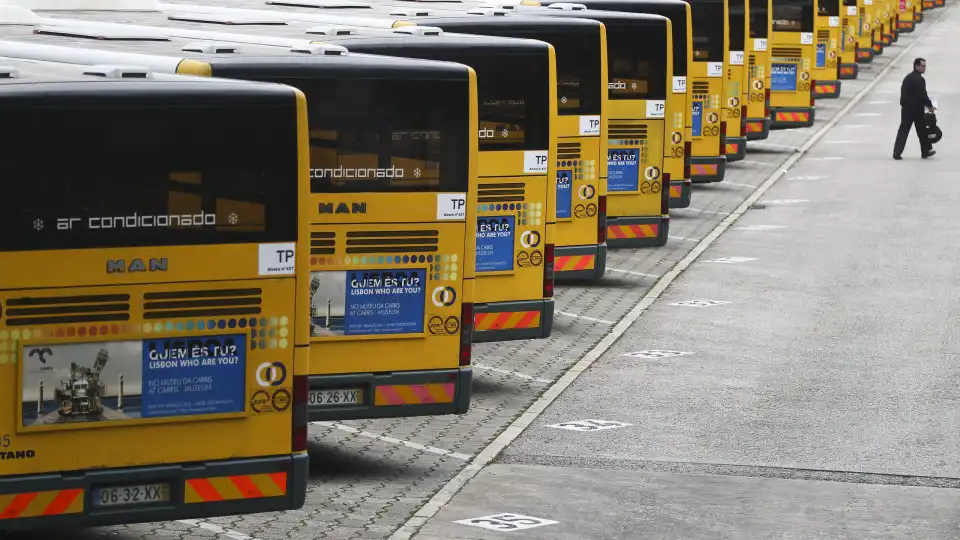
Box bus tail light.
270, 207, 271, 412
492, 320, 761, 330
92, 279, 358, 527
459, 302, 473, 366
741, 105, 748, 128
810, 81, 816, 106
543, 243, 555, 298
719, 121, 727, 155
292, 375, 308, 452
661, 173, 671, 215
596, 195, 607, 243
764, 88, 771, 118
683, 141, 692, 179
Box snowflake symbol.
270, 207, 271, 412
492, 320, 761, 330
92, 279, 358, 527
33, 219, 43, 231
560, 96, 568, 104
228, 213, 239, 225
413, 168, 422, 178
501, 129, 509, 138
631, 82, 638, 89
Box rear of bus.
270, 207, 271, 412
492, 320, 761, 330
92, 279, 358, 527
897, 0, 918, 32
406, 17, 608, 281
746, 0, 774, 140
329, 37, 557, 344
689, 0, 728, 182
0, 75, 309, 530
726, 0, 749, 161
812, 0, 842, 99
872, 0, 893, 49
856, 0, 877, 62
769, 0, 816, 129
839, 0, 860, 77
539, 0, 693, 209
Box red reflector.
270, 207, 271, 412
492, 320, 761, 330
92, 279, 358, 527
684, 141, 692, 179
810, 80, 816, 106
293, 375, 308, 403
459, 302, 473, 366
719, 121, 727, 155
543, 244, 555, 298
292, 375, 308, 451
596, 195, 607, 243
661, 173, 671, 215
764, 88, 771, 117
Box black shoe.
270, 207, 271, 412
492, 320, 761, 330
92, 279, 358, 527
893, 154, 902, 160
922, 150, 936, 158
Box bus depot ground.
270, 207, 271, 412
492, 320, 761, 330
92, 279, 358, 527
24, 4, 958, 538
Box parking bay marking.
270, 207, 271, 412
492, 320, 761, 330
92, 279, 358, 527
670, 300, 732, 307
546, 419, 632, 432
312, 422, 473, 461
178, 520, 263, 540
736, 225, 788, 231
455, 513, 559, 532
622, 350, 693, 359
703, 256, 757, 264
556, 311, 615, 325
473, 363, 553, 384
606, 267, 661, 279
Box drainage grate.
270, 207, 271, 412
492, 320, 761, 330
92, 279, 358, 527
749, 203, 767, 210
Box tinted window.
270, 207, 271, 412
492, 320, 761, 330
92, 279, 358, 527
279, 78, 469, 194
607, 22, 668, 101
472, 53, 551, 151
773, 0, 815, 31
820, 0, 839, 16
671, 9, 690, 76
730, 0, 747, 50
0, 103, 298, 252
843, 0, 855, 5
750, 0, 770, 37
550, 31, 603, 116
691, 0, 726, 61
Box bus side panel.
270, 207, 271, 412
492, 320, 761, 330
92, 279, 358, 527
689, 63, 726, 183
812, 14, 843, 98
667, 85, 691, 208
746, 38, 773, 140
857, 1, 878, 62
840, 5, 861, 78
725, 61, 748, 161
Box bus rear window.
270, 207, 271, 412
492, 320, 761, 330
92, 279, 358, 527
472, 53, 551, 151
671, 10, 690, 77
691, 0, 726, 62
730, 0, 747, 50
750, 0, 770, 38
607, 22, 668, 100
548, 30, 603, 116
773, 0, 815, 32
0, 103, 298, 252
287, 78, 469, 194
819, 0, 839, 16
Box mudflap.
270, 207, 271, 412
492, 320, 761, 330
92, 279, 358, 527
669, 179, 693, 208
473, 298, 553, 343
555, 243, 607, 282
306, 368, 472, 421
725, 137, 748, 162
606, 214, 669, 248
813, 80, 842, 99
690, 156, 726, 183
770, 107, 816, 130
745, 117, 772, 141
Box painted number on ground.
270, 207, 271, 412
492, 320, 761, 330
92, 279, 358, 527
455, 513, 559, 532
623, 350, 692, 359
703, 257, 757, 264
670, 300, 731, 307
546, 419, 632, 432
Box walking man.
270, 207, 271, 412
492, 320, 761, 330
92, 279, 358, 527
893, 58, 936, 160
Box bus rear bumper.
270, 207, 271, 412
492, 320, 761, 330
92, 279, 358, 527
898, 19, 916, 31
725, 137, 748, 162
883, 32, 896, 45
745, 117, 772, 140
555, 243, 607, 282
473, 298, 554, 342
770, 107, 816, 130
873, 40, 885, 54
857, 47, 875, 63
690, 156, 726, 183
306, 368, 472, 421
916, 11, 925, 22
839, 63, 859, 79
669, 178, 693, 208
0, 453, 308, 532
813, 80, 842, 99
606, 214, 669, 248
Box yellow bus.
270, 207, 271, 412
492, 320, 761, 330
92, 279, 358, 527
0, 19, 483, 421
539, 0, 694, 209
769, 0, 816, 130
872, 0, 894, 50
838, 0, 860, 78
0, 55, 309, 530
746, 0, 774, 140
688, 0, 728, 182
897, 0, 918, 31
856, 0, 877, 62
812, 0, 842, 98
725, 0, 749, 161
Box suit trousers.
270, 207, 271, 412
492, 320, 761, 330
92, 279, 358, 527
893, 107, 932, 156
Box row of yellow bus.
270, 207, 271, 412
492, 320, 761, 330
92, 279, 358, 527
0, 0, 938, 531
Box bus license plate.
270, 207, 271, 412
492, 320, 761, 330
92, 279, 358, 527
94, 483, 170, 507
309, 389, 363, 406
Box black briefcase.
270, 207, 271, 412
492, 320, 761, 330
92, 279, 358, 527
925, 111, 943, 145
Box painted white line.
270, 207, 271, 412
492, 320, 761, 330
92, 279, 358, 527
722, 181, 758, 188
178, 520, 262, 540
556, 311, 615, 325
806, 156, 844, 161
787, 175, 825, 180
606, 267, 660, 279
852, 112, 883, 116
313, 422, 473, 461
747, 143, 800, 152
387, 10, 943, 538
684, 207, 732, 215
867, 100, 892, 104
739, 160, 774, 166
473, 363, 553, 384
669, 235, 700, 242
736, 225, 788, 231
823, 140, 862, 144
837, 124, 873, 128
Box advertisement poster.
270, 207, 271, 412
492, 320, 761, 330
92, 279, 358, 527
556, 170, 572, 219
771, 63, 798, 91
310, 269, 425, 336
607, 149, 640, 192
476, 216, 515, 272
816, 43, 826, 68
691, 101, 703, 137
21, 335, 246, 427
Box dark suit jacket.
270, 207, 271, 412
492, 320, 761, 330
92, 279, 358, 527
900, 70, 933, 113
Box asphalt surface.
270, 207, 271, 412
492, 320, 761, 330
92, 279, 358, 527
30, 3, 957, 539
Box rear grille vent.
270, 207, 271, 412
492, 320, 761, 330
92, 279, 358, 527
691, 82, 710, 94
345, 230, 439, 253
478, 183, 525, 203
2, 294, 131, 327
557, 142, 582, 160
817, 30, 831, 40
143, 289, 262, 320
748, 54, 757, 66
608, 121, 648, 139
771, 47, 803, 60
311, 231, 336, 255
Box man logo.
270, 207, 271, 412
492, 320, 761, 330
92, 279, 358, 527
520, 230, 542, 249
256, 361, 287, 388
579, 184, 596, 200
432, 286, 457, 307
